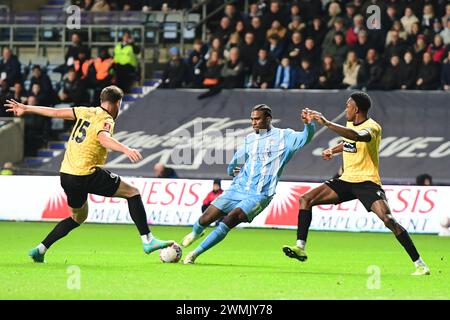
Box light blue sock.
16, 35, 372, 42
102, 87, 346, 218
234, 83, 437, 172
193, 220, 205, 236
194, 222, 230, 256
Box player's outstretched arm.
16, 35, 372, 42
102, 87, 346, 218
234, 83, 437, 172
285, 108, 317, 151
312, 111, 371, 142
322, 142, 344, 160
227, 144, 246, 177
4, 99, 75, 120
98, 131, 143, 163
301, 107, 317, 143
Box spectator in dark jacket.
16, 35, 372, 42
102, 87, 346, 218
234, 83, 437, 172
221, 47, 245, 88
30, 65, 56, 106
223, 3, 241, 29
0, 48, 22, 87
382, 55, 403, 90
441, 50, 450, 91
29, 83, 51, 106
248, 17, 266, 50
265, 34, 285, 62
187, 39, 208, 88
239, 32, 259, 75
274, 57, 298, 89
58, 68, 90, 105
322, 31, 348, 67
245, 2, 263, 24
11, 82, 28, 104
0, 80, 12, 117
400, 51, 418, 90
416, 52, 440, 90
297, 58, 317, 89
305, 16, 327, 47
302, 37, 321, 67
356, 48, 384, 90
162, 47, 189, 88
301, 1, 323, 20
65, 33, 90, 67
263, 0, 287, 29
352, 30, 371, 60
285, 31, 303, 65
316, 55, 343, 89
384, 30, 408, 61
250, 49, 277, 89
366, 27, 387, 54
214, 16, 233, 45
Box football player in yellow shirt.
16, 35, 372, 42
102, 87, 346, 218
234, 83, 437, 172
5, 86, 173, 263
282, 92, 430, 276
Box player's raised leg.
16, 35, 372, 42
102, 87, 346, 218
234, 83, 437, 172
113, 180, 173, 254
29, 202, 88, 263
370, 199, 430, 276
283, 183, 341, 262
184, 208, 247, 264
181, 205, 225, 248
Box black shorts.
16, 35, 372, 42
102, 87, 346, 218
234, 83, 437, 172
324, 178, 387, 212
60, 167, 121, 208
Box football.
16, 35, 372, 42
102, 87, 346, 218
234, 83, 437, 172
440, 216, 450, 228
159, 242, 182, 263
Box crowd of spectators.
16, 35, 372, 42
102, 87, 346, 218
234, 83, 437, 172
159, 0, 450, 92
0, 30, 139, 111
0, 30, 140, 155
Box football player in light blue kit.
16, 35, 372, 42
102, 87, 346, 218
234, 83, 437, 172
182, 104, 317, 264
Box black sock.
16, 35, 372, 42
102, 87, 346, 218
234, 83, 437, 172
127, 195, 150, 235
297, 209, 312, 241
42, 217, 80, 249
396, 230, 420, 262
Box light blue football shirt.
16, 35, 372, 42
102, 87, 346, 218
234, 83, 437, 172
227, 123, 316, 196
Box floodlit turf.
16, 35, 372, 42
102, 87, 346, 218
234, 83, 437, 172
0, 221, 449, 300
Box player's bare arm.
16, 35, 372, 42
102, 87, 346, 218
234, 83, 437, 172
97, 131, 143, 163
312, 111, 371, 142
4, 99, 75, 120
322, 142, 344, 160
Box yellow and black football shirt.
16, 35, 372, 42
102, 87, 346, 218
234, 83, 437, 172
339, 118, 382, 186
60, 106, 115, 176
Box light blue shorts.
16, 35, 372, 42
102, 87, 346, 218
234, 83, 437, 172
211, 190, 273, 222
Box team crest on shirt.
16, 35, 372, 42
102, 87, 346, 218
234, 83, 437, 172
343, 141, 357, 153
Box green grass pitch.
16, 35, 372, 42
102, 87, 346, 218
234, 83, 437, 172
0, 221, 449, 299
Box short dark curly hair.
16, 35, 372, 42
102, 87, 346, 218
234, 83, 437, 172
350, 91, 372, 112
